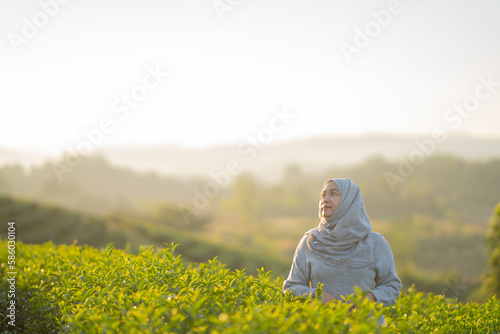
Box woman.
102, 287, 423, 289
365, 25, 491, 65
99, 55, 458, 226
283, 178, 401, 326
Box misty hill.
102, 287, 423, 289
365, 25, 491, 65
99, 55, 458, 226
98, 134, 500, 181
0, 195, 289, 276
1, 153, 499, 224
1, 134, 499, 181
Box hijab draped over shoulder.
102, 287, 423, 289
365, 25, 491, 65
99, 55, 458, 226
306, 178, 374, 264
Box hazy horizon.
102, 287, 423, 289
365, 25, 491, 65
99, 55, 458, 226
2, 130, 500, 157
2, 133, 500, 183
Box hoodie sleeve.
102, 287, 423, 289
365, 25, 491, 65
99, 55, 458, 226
370, 234, 402, 307
283, 236, 316, 298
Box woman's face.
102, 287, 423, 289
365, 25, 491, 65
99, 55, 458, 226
319, 181, 341, 219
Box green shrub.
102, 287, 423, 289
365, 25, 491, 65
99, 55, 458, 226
1, 240, 499, 333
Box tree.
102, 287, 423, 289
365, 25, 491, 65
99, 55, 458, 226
486, 202, 500, 297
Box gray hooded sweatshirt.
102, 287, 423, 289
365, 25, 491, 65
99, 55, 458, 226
283, 178, 402, 325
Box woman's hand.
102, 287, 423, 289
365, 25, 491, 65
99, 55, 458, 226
366, 292, 377, 302
347, 292, 377, 311
321, 290, 339, 304
317, 290, 376, 305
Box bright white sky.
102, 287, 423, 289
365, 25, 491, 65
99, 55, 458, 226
1, 0, 500, 156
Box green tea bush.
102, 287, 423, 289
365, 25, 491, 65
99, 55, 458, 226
1, 240, 499, 333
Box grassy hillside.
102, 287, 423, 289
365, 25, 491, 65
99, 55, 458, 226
0, 195, 289, 276
1, 241, 499, 333
0, 195, 112, 247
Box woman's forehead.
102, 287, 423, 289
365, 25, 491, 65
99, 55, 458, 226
322, 181, 339, 192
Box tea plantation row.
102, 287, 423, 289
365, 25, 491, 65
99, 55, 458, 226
1, 240, 499, 333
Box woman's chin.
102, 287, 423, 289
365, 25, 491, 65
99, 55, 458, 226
321, 212, 333, 219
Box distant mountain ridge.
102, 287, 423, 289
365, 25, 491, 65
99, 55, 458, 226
1, 134, 500, 180
99, 134, 500, 180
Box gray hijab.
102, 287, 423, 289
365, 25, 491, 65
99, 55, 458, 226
306, 178, 374, 265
